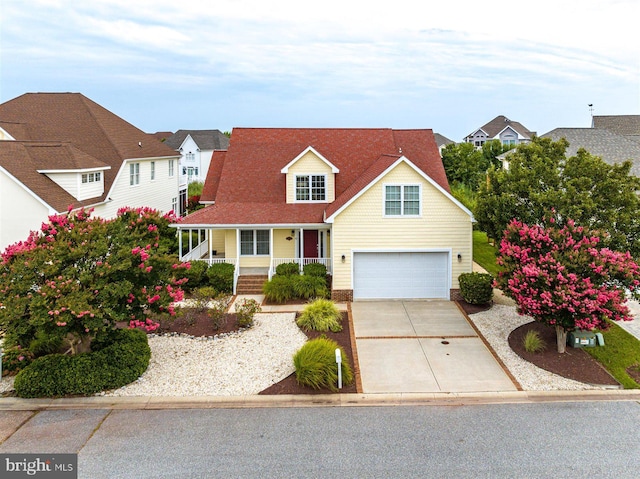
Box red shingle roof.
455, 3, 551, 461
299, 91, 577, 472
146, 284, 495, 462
185, 128, 447, 226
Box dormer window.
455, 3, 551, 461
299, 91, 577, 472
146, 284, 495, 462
296, 174, 326, 202
81, 172, 101, 184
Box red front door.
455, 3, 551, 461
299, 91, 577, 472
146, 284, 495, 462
303, 230, 319, 258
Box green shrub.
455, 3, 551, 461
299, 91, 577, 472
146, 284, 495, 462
523, 330, 546, 353
208, 294, 231, 330
293, 275, 328, 300
235, 298, 262, 328
263, 275, 295, 303
206, 262, 235, 293
296, 299, 342, 332
13, 328, 150, 398
303, 262, 327, 278
458, 272, 494, 305
28, 330, 63, 357
276, 262, 300, 276
181, 260, 209, 291
293, 337, 353, 391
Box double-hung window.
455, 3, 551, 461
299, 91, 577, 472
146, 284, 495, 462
240, 230, 270, 255
385, 185, 420, 216
295, 174, 326, 201
130, 163, 140, 186
168, 160, 175, 177
151, 161, 156, 180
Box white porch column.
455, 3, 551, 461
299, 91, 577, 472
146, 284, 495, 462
178, 227, 183, 259
236, 228, 241, 269
208, 229, 212, 262
299, 227, 304, 272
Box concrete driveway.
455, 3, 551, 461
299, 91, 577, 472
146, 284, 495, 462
351, 300, 518, 393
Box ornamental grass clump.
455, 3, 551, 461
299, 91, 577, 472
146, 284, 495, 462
293, 337, 353, 392
523, 330, 546, 353
296, 299, 342, 332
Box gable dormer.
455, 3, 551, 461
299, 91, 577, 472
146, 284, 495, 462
280, 146, 339, 204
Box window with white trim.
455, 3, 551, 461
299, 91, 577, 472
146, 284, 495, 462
295, 174, 326, 201
129, 163, 140, 186
171, 197, 178, 213
169, 160, 175, 177
385, 185, 420, 216
151, 161, 156, 180
185, 152, 195, 162
81, 172, 101, 184
240, 230, 270, 255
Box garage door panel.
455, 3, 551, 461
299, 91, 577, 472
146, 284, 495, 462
354, 252, 449, 299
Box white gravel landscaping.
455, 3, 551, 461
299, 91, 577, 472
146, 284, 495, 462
468, 304, 608, 391
102, 312, 307, 397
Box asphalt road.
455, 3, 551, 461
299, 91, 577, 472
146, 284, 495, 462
1, 401, 639, 478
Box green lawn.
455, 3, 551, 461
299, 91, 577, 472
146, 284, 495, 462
585, 321, 640, 389
472, 230, 500, 276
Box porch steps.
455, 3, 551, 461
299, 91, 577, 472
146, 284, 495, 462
236, 275, 268, 295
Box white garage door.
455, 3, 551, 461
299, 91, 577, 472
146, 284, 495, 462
353, 252, 450, 299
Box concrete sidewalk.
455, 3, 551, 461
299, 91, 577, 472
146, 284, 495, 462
351, 300, 519, 394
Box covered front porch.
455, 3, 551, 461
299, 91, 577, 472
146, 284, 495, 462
176, 225, 332, 293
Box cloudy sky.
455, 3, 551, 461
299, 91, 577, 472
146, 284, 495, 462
1, 0, 638, 141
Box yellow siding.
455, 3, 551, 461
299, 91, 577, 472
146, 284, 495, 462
331, 162, 472, 290
224, 230, 237, 258
210, 230, 225, 255
286, 151, 335, 203
273, 229, 296, 257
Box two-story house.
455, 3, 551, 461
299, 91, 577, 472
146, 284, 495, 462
164, 130, 230, 215
0, 93, 181, 250
464, 115, 535, 148
175, 128, 474, 301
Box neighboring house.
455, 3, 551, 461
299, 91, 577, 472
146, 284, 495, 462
592, 115, 640, 144
541, 128, 640, 177
0, 93, 181, 250
174, 128, 474, 301
150, 131, 174, 143
164, 130, 230, 215
434, 133, 454, 156
464, 115, 535, 148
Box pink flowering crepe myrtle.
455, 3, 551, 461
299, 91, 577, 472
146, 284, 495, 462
495, 216, 640, 353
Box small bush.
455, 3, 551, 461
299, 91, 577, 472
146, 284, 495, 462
303, 262, 327, 278
263, 275, 295, 303
206, 262, 235, 293
276, 262, 300, 276
235, 298, 261, 328
458, 272, 494, 305
13, 328, 150, 398
293, 275, 328, 300
181, 260, 209, 291
208, 294, 231, 330
523, 330, 546, 353
293, 337, 353, 391
297, 299, 342, 332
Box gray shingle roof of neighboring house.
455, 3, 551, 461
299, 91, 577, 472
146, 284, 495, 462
466, 115, 536, 140
592, 115, 640, 138
542, 127, 640, 177
433, 133, 454, 149
164, 130, 229, 151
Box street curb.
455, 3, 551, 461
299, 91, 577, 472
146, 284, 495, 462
1, 389, 639, 410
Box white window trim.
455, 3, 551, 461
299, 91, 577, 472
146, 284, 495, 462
294, 173, 328, 203
150, 161, 156, 181
129, 162, 140, 186
240, 229, 270, 256
168, 159, 175, 178
383, 183, 422, 217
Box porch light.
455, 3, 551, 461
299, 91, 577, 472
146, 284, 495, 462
457, 253, 462, 262
341, 254, 346, 263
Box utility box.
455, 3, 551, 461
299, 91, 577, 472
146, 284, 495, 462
568, 330, 597, 348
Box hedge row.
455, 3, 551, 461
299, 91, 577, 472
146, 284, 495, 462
13, 328, 151, 398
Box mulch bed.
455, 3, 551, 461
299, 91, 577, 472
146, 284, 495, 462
259, 311, 357, 395
508, 321, 620, 387
156, 310, 241, 337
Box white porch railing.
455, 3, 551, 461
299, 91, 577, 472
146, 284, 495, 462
269, 257, 331, 279
180, 240, 209, 262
